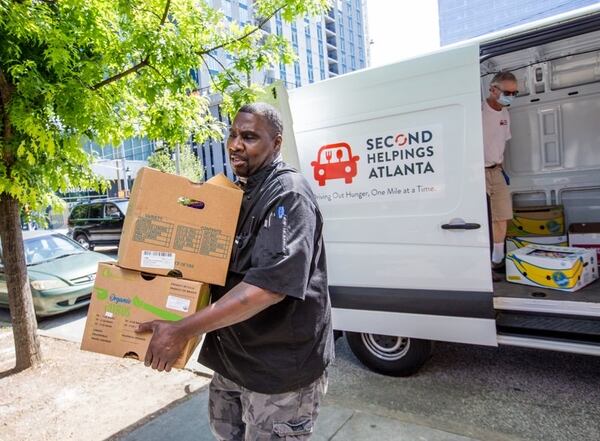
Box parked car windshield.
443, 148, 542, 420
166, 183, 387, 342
25, 234, 86, 266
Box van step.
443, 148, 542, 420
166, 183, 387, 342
496, 311, 600, 342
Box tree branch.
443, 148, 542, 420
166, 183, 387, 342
197, 4, 286, 55
159, 0, 171, 25
199, 55, 217, 87
91, 58, 149, 90
146, 62, 169, 84
0, 67, 15, 160
90, 0, 171, 90
206, 53, 245, 90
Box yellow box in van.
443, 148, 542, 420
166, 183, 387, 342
507, 206, 565, 237
506, 245, 597, 292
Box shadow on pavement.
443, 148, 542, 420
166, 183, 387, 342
106, 383, 211, 441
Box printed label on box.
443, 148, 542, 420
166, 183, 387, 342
134, 215, 175, 247
166, 295, 191, 313
141, 250, 176, 269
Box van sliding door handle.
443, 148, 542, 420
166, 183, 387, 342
441, 222, 481, 230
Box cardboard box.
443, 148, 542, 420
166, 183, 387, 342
507, 205, 565, 237
506, 245, 598, 292
506, 235, 568, 254
118, 167, 242, 285
569, 223, 600, 267
81, 263, 210, 368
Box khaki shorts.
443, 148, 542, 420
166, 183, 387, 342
485, 167, 513, 221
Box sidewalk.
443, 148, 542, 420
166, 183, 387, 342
111, 388, 480, 441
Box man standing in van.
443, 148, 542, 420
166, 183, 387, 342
483, 71, 518, 279
137, 103, 334, 440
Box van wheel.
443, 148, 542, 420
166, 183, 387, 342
74, 233, 93, 251
346, 332, 432, 376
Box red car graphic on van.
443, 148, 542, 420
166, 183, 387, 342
311, 143, 360, 187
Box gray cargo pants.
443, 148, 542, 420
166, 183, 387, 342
208, 371, 328, 440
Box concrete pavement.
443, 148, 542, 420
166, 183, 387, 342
111, 388, 481, 441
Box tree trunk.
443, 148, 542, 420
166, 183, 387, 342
0, 193, 42, 371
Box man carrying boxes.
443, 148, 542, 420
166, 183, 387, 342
137, 103, 333, 440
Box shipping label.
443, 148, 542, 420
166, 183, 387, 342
141, 250, 176, 269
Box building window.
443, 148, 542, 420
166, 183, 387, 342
317, 23, 323, 42
223, 0, 232, 20
280, 62, 287, 81
239, 3, 249, 25
294, 61, 301, 87
351, 54, 356, 70
319, 56, 325, 80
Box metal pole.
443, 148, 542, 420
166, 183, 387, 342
120, 143, 129, 192
115, 159, 122, 193
175, 144, 181, 175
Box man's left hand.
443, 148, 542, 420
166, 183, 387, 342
136, 320, 189, 372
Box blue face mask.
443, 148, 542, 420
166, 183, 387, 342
498, 93, 514, 106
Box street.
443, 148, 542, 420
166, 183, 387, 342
2, 279, 599, 441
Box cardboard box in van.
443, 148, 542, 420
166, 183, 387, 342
81, 263, 210, 368
568, 223, 600, 267
507, 205, 565, 237
505, 235, 568, 254
506, 245, 597, 292
117, 167, 243, 285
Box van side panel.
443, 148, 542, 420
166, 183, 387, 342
288, 44, 497, 345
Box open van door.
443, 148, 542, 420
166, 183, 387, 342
269, 43, 496, 373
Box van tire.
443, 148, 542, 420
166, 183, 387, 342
346, 332, 432, 376
74, 233, 94, 251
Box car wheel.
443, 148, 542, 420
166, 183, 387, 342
346, 332, 432, 376
74, 233, 94, 251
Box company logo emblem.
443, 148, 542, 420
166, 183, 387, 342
311, 143, 360, 187
552, 271, 569, 287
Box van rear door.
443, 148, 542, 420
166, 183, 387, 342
283, 43, 497, 345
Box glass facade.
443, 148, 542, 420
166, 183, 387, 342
438, 0, 598, 45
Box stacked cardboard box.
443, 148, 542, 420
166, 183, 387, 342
568, 223, 600, 269
81, 168, 243, 368
505, 205, 567, 256
506, 205, 565, 237
506, 244, 598, 292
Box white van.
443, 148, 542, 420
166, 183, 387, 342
270, 5, 600, 375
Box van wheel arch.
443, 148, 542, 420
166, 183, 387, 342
346, 332, 432, 376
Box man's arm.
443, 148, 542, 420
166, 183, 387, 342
137, 282, 284, 372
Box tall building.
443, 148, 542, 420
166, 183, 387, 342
438, 0, 599, 46
84, 1, 369, 187
198, 0, 369, 179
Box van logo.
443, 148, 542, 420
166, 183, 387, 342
310, 143, 360, 187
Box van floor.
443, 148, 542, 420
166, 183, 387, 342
493, 278, 600, 303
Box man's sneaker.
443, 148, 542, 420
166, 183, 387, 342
492, 270, 503, 283
492, 260, 506, 273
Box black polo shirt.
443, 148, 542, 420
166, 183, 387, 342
198, 160, 334, 394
